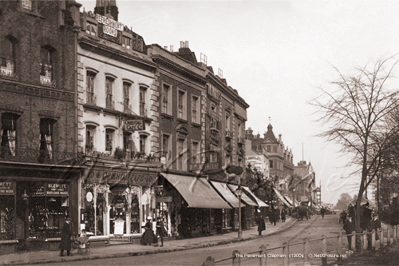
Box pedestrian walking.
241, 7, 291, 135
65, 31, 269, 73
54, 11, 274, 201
321, 207, 325, 219
59, 218, 72, 256
343, 216, 354, 251
141, 216, 156, 246
256, 211, 266, 236
281, 209, 286, 223
156, 217, 166, 247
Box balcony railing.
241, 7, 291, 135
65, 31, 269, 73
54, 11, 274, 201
84, 149, 161, 164
40, 75, 56, 87
0, 58, 17, 80
0, 147, 84, 165
86, 92, 96, 105
123, 103, 132, 114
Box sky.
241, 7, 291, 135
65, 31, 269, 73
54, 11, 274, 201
79, 0, 399, 205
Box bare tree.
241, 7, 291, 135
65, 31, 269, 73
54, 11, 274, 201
311, 56, 399, 250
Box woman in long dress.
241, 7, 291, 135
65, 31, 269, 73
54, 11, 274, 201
141, 216, 156, 246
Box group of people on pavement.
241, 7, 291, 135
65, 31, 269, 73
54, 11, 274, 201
341, 202, 381, 251
255, 208, 289, 236
141, 216, 167, 247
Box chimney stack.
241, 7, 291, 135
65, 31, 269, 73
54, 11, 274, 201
185, 40, 189, 48
170, 45, 174, 52
180, 41, 184, 48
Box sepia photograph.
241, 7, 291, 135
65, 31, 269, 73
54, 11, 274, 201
1, 0, 399, 265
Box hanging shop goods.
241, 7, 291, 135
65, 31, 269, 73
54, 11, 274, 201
81, 168, 158, 238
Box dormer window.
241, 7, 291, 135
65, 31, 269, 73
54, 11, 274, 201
122, 36, 131, 49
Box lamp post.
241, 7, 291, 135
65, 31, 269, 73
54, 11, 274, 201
237, 186, 242, 239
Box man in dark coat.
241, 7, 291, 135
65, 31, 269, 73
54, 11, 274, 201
256, 214, 266, 236
156, 217, 165, 247
321, 207, 325, 219
59, 218, 72, 256
343, 216, 354, 251
367, 212, 381, 249
281, 209, 287, 223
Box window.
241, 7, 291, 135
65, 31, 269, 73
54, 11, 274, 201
237, 122, 241, 137
192, 96, 200, 124
273, 146, 277, 153
105, 129, 114, 152
177, 138, 185, 170
177, 90, 186, 120
162, 83, 172, 115
162, 134, 170, 162
85, 125, 96, 153
21, 0, 32, 10
40, 46, 54, 86
123, 82, 131, 113
0, 37, 16, 78
269, 160, 274, 169
105, 77, 114, 109
122, 36, 131, 49
123, 132, 133, 159
139, 87, 146, 117
0, 113, 18, 157
192, 141, 199, 163
225, 113, 230, 131
39, 118, 55, 161
210, 144, 218, 163
86, 71, 96, 105
266, 145, 271, 152
86, 22, 97, 36
139, 135, 147, 154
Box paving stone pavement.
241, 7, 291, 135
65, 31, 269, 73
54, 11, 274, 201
0, 217, 297, 265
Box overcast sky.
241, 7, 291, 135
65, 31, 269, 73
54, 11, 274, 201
79, 0, 399, 205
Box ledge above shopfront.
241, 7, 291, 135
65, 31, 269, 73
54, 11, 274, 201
162, 174, 231, 209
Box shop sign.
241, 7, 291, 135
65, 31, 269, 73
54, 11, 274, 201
156, 196, 172, 203
124, 120, 144, 131
84, 169, 127, 185
86, 191, 93, 202
31, 184, 45, 196
128, 172, 157, 186
96, 13, 123, 37
46, 183, 68, 196
190, 162, 220, 172
0, 181, 15, 195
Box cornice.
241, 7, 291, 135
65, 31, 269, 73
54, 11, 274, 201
152, 55, 207, 85
207, 74, 249, 108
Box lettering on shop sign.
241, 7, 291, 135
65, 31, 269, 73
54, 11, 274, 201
47, 183, 68, 196
0, 181, 15, 195
128, 172, 157, 186
124, 120, 144, 131
95, 13, 123, 37
31, 184, 45, 196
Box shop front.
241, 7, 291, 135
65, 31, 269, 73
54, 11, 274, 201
159, 173, 231, 238
227, 184, 258, 230
80, 167, 158, 241
0, 166, 81, 255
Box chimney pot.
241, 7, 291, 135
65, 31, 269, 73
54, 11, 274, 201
180, 41, 184, 48
170, 45, 174, 52
164, 46, 168, 50
185, 40, 189, 48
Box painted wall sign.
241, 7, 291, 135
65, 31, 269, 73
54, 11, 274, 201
0, 181, 15, 195
128, 172, 157, 186
47, 183, 68, 196
124, 120, 144, 131
84, 169, 157, 187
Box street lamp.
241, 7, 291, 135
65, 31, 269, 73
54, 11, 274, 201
237, 186, 242, 239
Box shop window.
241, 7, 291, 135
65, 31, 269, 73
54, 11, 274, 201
105, 129, 114, 152
177, 90, 186, 120
130, 193, 140, 234
110, 188, 127, 235
40, 46, 54, 86
162, 83, 172, 115
122, 36, 131, 49
139, 87, 146, 117
1, 113, 18, 158
0, 181, 15, 240
139, 134, 147, 154
123, 82, 131, 113
192, 95, 200, 124
0, 36, 16, 78
85, 125, 96, 153
86, 71, 96, 105
39, 118, 55, 162
105, 77, 114, 109
86, 21, 97, 36
82, 185, 104, 236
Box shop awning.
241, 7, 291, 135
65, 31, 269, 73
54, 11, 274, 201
273, 188, 291, 207
163, 174, 231, 209
228, 184, 258, 206
243, 187, 268, 207
283, 196, 293, 206
210, 181, 241, 208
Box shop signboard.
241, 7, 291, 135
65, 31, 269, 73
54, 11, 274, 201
156, 196, 172, 203
128, 171, 157, 186
114, 219, 124, 235
124, 120, 144, 131
47, 183, 68, 196
95, 13, 123, 38
31, 184, 45, 196
0, 181, 15, 195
